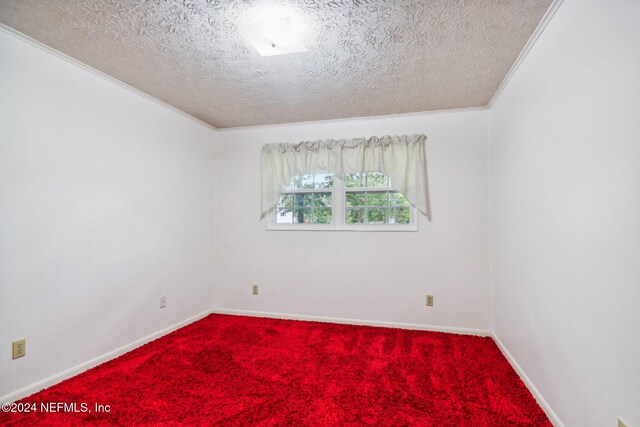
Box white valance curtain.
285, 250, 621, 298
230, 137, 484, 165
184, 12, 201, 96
261, 134, 430, 220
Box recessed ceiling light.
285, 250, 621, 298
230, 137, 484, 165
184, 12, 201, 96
238, 17, 307, 57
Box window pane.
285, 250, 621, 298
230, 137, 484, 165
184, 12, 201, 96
277, 194, 293, 208
314, 208, 332, 224
302, 193, 314, 207
286, 175, 300, 190
367, 192, 388, 206
366, 172, 389, 188
388, 192, 397, 205
293, 208, 312, 224
287, 175, 312, 190
276, 172, 413, 228
393, 207, 410, 224
275, 208, 293, 224
345, 173, 364, 188
387, 209, 400, 224
395, 193, 410, 206
314, 174, 334, 189
345, 207, 365, 224
387, 211, 397, 224
345, 192, 365, 207
367, 208, 387, 224
286, 173, 335, 190
315, 192, 332, 207
301, 175, 314, 189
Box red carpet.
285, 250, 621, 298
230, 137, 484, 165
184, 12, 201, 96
1, 314, 551, 426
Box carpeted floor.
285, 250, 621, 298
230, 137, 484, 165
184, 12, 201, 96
1, 314, 551, 426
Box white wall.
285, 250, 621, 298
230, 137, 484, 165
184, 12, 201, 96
215, 110, 490, 331
488, 0, 640, 426
7, 0, 638, 423
0, 29, 217, 398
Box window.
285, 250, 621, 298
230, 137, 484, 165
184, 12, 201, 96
344, 173, 411, 225
260, 135, 430, 221
268, 172, 417, 231
275, 174, 334, 225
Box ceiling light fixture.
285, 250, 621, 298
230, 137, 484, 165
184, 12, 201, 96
238, 17, 307, 57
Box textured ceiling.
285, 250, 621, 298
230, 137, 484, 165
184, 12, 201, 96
0, 0, 552, 128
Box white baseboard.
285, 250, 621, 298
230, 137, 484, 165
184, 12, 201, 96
491, 332, 564, 427
212, 308, 491, 336
2, 307, 561, 427
0, 310, 211, 404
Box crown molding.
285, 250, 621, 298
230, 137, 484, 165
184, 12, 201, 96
487, 0, 565, 108
217, 106, 488, 132
0, 23, 218, 132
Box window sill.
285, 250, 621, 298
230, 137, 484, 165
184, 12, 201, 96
266, 223, 418, 232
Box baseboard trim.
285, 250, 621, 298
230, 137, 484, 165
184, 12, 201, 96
491, 332, 564, 427
0, 310, 211, 404
212, 308, 491, 336
2, 306, 561, 427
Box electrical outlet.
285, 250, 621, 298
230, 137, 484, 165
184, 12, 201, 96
12, 339, 26, 359
426, 295, 434, 307
252, 285, 259, 295
618, 418, 628, 427
160, 296, 167, 308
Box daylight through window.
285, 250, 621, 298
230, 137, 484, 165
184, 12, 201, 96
344, 173, 411, 225
275, 174, 334, 224
271, 172, 415, 230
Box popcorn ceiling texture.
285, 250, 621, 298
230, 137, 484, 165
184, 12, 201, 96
0, 0, 552, 128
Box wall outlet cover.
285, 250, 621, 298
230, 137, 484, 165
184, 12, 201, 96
12, 339, 26, 359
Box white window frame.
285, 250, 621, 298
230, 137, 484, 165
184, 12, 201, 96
266, 174, 418, 232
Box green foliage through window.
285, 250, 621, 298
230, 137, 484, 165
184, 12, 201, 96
276, 191, 333, 224
286, 174, 334, 190
343, 173, 409, 225
274, 172, 412, 227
